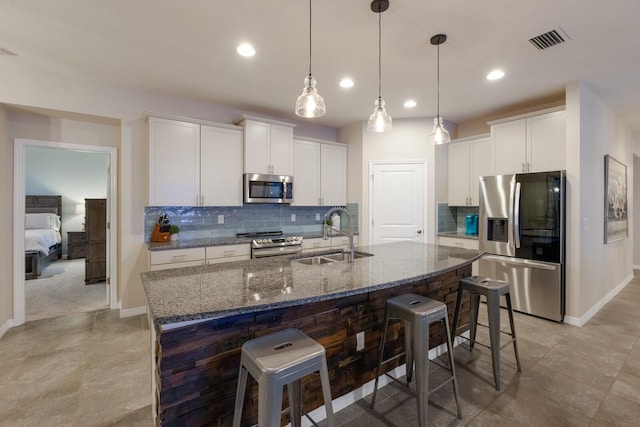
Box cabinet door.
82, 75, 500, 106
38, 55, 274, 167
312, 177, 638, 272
491, 119, 526, 175
469, 137, 492, 205
527, 110, 565, 173
292, 139, 321, 206
269, 124, 294, 175
448, 142, 471, 206
149, 117, 200, 206
200, 126, 243, 206
321, 144, 347, 206
244, 120, 270, 174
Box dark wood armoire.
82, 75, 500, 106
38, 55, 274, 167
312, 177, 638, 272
85, 198, 106, 284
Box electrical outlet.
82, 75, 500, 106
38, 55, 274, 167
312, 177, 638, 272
316, 213, 321, 221
291, 213, 296, 222
356, 331, 365, 351
218, 215, 224, 224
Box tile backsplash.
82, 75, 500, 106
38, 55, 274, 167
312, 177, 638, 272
145, 203, 359, 241
437, 202, 479, 233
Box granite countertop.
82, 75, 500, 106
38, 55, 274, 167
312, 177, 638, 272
437, 231, 479, 240
147, 231, 356, 251
141, 241, 482, 328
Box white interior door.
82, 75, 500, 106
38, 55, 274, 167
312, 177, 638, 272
371, 162, 426, 244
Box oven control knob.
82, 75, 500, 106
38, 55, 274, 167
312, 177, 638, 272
257, 239, 264, 244
267, 239, 273, 244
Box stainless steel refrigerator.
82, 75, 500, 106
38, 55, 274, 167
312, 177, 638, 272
478, 170, 566, 322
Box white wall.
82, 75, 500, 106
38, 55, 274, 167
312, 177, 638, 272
0, 105, 12, 333
635, 154, 640, 267
25, 146, 108, 255
339, 118, 452, 245
565, 81, 636, 323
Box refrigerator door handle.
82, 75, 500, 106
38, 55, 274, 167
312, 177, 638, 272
482, 254, 558, 271
514, 182, 522, 249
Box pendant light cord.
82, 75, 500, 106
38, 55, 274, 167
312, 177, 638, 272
377, 10, 382, 100
308, 0, 312, 78
436, 43, 440, 117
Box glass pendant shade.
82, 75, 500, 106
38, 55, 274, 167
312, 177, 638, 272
295, 75, 326, 118
367, 97, 392, 132
431, 116, 451, 144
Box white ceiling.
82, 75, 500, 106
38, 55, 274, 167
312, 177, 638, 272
2, 0, 640, 134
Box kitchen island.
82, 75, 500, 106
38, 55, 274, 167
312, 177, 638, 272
142, 241, 481, 426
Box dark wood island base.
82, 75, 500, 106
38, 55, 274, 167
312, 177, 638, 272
154, 264, 472, 426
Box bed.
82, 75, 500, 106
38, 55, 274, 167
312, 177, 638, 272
25, 195, 63, 280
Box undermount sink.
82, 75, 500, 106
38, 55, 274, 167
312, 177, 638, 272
292, 251, 374, 265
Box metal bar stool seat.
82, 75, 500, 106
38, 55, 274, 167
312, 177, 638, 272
452, 276, 522, 390
371, 293, 463, 426
232, 328, 335, 427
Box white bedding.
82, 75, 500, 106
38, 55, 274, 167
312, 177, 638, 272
25, 229, 62, 256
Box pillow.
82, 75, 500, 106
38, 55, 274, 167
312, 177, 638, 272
25, 213, 61, 231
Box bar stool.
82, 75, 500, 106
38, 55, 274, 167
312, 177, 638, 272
232, 328, 335, 427
371, 293, 463, 426
452, 276, 522, 390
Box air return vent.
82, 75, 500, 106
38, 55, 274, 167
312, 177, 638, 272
529, 29, 567, 50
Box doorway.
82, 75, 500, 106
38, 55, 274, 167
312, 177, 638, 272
369, 161, 427, 245
13, 138, 118, 326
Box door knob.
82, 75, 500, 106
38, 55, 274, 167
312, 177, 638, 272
417, 230, 422, 234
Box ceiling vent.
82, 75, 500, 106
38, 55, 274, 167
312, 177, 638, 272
529, 29, 567, 50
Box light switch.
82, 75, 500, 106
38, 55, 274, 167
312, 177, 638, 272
218, 215, 224, 224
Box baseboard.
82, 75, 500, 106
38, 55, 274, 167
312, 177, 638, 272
119, 306, 147, 318
0, 318, 14, 340
564, 272, 634, 326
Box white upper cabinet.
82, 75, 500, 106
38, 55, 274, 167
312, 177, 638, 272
490, 108, 565, 175
448, 135, 491, 206
200, 125, 243, 206
148, 116, 243, 206
292, 138, 347, 206
320, 143, 347, 206
292, 139, 321, 205
240, 117, 295, 175
149, 117, 201, 206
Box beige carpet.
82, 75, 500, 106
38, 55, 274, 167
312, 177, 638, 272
25, 259, 108, 321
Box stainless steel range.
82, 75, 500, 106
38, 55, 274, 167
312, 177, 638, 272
237, 231, 303, 259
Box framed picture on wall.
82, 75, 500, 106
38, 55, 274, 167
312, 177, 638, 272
604, 154, 628, 243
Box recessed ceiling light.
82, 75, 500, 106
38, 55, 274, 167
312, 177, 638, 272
404, 100, 417, 108
236, 43, 255, 57
339, 78, 354, 88
486, 69, 505, 80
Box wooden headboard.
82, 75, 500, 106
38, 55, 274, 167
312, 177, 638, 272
26, 195, 62, 217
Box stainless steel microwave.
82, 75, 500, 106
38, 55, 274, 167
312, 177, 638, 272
244, 173, 293, 204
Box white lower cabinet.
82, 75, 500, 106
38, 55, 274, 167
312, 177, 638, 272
205, 244, 251, 264
438, 236, 479, 274
149, 248, 206, 271
301, 236, 358, 253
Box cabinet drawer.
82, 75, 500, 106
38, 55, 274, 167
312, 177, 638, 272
150, 247, 205, 265
301, 238, 331, 252
438, 236, 479, 250
206, 255, 249, 265
150, 260, 205, 271
206, 244, 251, 260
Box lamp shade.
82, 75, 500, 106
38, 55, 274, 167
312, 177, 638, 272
295, 75, 326, 118
431, 116, 451, 144
367, 97, 392, 132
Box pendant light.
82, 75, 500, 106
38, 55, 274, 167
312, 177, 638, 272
430, 34, 450, 144
367, 0, 392, 133
295, 0, 326, 118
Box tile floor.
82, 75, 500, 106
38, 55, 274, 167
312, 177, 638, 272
0, 310, 152, 426
0, 273, 638, 426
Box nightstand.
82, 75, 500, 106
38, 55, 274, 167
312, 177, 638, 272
67, 231, 86, 259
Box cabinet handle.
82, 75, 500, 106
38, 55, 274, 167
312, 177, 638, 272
171, 254, 187, 260
223, 250, 236, 257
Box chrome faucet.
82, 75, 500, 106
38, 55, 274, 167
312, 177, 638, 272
323, 207, 354, 262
